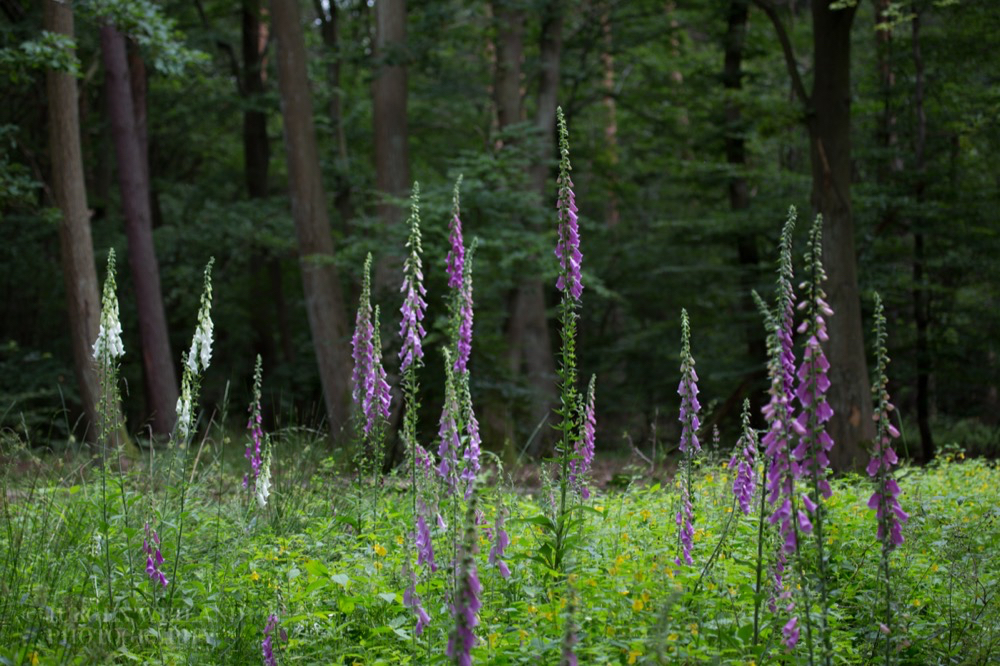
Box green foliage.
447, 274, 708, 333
0, 30, 79, 81
2, 445, 998, 663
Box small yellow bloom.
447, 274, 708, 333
488, 633, 498, 649
28, 653, 39, 666
595, 505, 605, 513
912, 599, 922, 607
519, 629, 529, 643
396, 535, 404, 546
373, 544, 387, 557
628, 649, 642, 664
250, 570, 260, 582
528, 605, 538, 614
689, 623, 699, 636
640, 509, 651, 522
667, 633, 679, 641
632, 598, 645, 612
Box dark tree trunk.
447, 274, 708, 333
808, 0, 874, 470
508, 0, 562, 457
242, 0, 270, 200
45, 0, 107, 443
372, 0, 410, 294
493, 0, 524, 131
313, 0, 353, 226
100, 23, 179, 436
910, 10, 934, 460
271, 0, 352, 436
724, 0, 767, 426
753, 0, 874, 468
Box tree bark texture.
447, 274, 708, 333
372, 0, 410, 294
724, 0, 767, 426
271, 0, 352, 436
45, 0, 104, 442
100, 22, 179, 436
910, 10, 934, 460
493, 0, 524, 131
809, 0, 874, 469
313, 0, 353, 225
507, 0, 562, 457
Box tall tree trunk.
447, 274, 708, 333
724, 0, 767, 426
45, 0, 109, 443
910, 10, 934, 460
271, 0, 352, 436
754, 0, 874, 468
100, 23, 179, 436
372, 0, 410, 294
243, 0, 270, 200
313, 0, 353, 227
493, 0, 524, 131
509, 0, 561, 457
809, 1, 874, 469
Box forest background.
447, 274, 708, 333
1, 0, 998, 466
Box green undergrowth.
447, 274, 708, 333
1, 439, 997, 665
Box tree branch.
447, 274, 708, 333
750, 0, 809, 107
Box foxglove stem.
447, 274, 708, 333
399, 183, 427, 374
437, 350, 462, 497
555, 108, 583, 301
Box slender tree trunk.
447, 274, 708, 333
100, 22, 179, 436
724, 0, 766, 425
271, 0, 352, 436
372, 0, 409, 294
45, 0, 108, 443
910, 10, 934, 460
243, 0, 270, 200
509, 0, 562, 457
809, 1, 874, 469
601, 3, 619, 229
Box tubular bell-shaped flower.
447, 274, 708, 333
447, 491, 481, 666
868, 294, 908, 547
245, 355, 265, 489
437, 350, 462, 496
675, 310, 700, 566
729, 399, 757, 515
756, 208, 803, 649
399, 183, 428, 373
175, 259, 215, 442
93, 249, 125, 363
569, 376, 597, 499
454, 239, 476, 375
446, 175, 465, 291
351, 255, 391, 437
143, 522, 168, 588
555, 107, 583, 301
793, 216, 835, 502
488, 507, 510, 579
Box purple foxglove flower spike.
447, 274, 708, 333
446, 176, 465, 291
678, 310, 701, 455
262, 613, 285, 666
488, 508, 510, 579
399, 183, 428, 373
569, 376, 597, 499
448, 493, 482, 666
728, 399, 757, 515
351, 254, 374, 411
793, 216, 835, 509
454, 252, 475, 375
437, 351, 462, 495
415, 507, 437, 572
868, 294, 908, 548
555, 108, 583, 301
142, 522, 168, 588
245, 355, 265, 489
